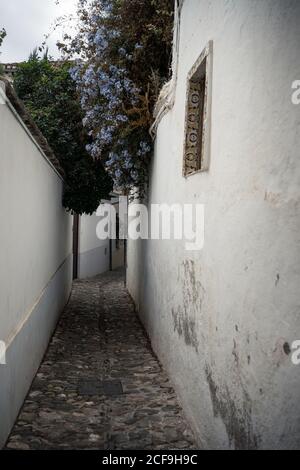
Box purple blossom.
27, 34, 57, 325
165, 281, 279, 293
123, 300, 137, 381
68, 0, 153, 192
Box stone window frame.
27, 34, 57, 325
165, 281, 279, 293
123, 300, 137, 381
183, 41, 213, 177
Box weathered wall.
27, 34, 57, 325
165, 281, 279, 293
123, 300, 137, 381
78, 212, 110, 279
127, 0, 300, 449
0, 85, 72, 447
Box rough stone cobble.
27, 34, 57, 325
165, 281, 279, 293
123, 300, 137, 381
5, 270, 196, 450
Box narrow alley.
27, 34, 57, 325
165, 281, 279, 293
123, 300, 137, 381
5, 270, 196, 450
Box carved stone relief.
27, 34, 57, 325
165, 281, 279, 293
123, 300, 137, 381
184, 78, 206, 175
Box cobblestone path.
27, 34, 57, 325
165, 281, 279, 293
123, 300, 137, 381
5, 270, 196, 450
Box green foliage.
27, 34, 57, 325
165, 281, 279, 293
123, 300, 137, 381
14, 55, 113, 214
0, 28, 6, 49
0, 28, 6, 74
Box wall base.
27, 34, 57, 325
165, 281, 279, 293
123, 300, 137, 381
78, 246, 109, 279
0, 256, 72, 448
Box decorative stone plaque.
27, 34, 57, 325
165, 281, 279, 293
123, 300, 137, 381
183, 42, 213, 177
184, 78, 205, 175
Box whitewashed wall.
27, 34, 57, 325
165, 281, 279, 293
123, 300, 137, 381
78, 199, 125, 279
78, 212, 110, 279
127, 0, 300, 449
0, 88, 73, 447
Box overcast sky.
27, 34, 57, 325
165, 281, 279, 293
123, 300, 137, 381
0, 0, 78, 63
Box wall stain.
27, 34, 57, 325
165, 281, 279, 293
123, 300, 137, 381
205, 365, 259, 450
171, 260, 205, 353
232, 339, 240, 367
273, 338, 291, 366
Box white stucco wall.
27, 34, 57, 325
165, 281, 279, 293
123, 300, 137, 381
78, 199, 125, 278
78, 212, 110, 278
127, 0, 300, 449
0, 90, 72, 447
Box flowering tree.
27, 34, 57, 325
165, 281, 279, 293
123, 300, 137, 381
14, 54, 113, 214
60, 0, 174, 196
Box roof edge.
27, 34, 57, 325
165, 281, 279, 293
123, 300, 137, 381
0, 77, 65, 180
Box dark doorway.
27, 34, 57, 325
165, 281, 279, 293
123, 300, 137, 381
73, 214, 79, 280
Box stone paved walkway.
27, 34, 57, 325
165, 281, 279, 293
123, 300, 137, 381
5, 270, 196, 450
